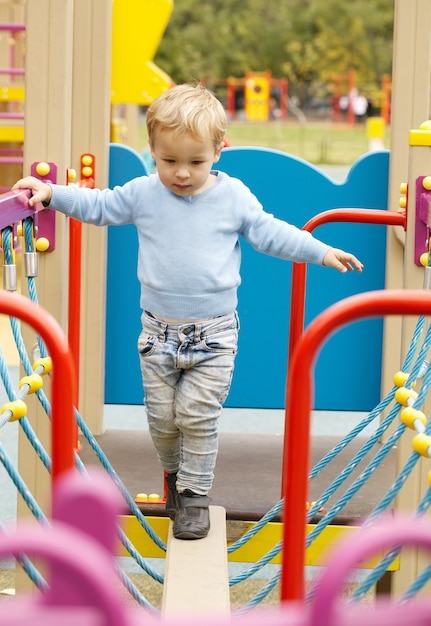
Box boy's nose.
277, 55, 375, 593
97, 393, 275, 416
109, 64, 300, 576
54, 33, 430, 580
176, 167, 189, 179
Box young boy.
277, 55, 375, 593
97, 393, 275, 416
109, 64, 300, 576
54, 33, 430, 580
12, 83, 363, 540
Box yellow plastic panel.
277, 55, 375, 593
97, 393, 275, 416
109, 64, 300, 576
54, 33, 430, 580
111, 0, 174, 105
0, 125, 24, 142
117, 516, 400, 571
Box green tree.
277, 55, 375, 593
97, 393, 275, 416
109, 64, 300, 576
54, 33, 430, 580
155, 0, 394, 107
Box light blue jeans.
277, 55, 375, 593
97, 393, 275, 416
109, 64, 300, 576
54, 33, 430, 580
138, 310, 239, 495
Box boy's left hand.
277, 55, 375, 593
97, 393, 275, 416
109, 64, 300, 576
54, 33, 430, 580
323, 248, 364, 273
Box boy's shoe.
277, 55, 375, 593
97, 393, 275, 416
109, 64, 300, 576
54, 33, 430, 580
165, 472, 178, 520
173, 490, 211, 539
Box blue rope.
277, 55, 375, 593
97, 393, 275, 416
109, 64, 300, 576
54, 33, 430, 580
0, 520, 47, 591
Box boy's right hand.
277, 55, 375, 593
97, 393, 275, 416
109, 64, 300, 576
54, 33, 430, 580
12, 176, 52, 207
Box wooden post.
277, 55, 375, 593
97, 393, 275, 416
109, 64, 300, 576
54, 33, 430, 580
71, 0, 112, 435
382, 0, 431, 596
17, 0, 74, 591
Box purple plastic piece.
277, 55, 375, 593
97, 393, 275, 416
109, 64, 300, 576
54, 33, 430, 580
0, 161, 57, 251
415, 175, 431, 266
1, 472, 431, 625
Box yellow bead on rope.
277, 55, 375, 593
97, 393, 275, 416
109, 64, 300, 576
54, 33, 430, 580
19, 373, 43, 394
1, 399, 27, 422
400, 407, 427, 431
395, 386, 418, 406
412, 433, 431, 458
393, 371, 416, 388
33, 357, 52, 375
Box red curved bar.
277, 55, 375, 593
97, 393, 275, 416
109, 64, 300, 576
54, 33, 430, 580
288, 208, 406, 359
302, 207, 406, 232
0, 291, 76, 482
281, 289, 431, 602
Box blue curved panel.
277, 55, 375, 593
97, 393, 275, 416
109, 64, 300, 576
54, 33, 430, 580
105, 144, 148, 405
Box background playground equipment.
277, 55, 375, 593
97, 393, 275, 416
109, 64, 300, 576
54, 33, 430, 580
110, 0, 174, 148
0, 4, 26, 192
110, 0, 173, 105
332, 69, 391, 126
0, 1, 174, 159
226, 72, 288, 121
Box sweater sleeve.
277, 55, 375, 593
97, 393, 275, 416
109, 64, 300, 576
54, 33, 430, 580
239, 191, 331, 266
48, 178, 144, 226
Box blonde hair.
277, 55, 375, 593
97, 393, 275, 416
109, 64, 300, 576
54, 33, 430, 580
146, 83, 227, 149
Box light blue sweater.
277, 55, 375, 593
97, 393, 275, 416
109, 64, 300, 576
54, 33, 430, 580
49, 171, 331, 319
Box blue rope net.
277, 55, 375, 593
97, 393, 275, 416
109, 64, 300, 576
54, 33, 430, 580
2, 216, 431, 614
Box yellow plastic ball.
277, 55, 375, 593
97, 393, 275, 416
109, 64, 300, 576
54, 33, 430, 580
135, 493, 148, 503
35, 162, 50, 177
400, 406, 427, 430
412, 433, 431, 457
399, 182, 408, 195
399, 197, 407, 209
1, 399, 27, 421
395, 386, 418, 406
420, 121, 431, 131
148, 493, 161, 502
19, 373, 43, 394
33, 357, 53, 375
81, 154, 93, 166
420, 252, 430, 267
423, 176, 431, 190
393, 371, 409, 387
81, 166, 93, 178
68, 169, 77, 183
35, 237, 50, 252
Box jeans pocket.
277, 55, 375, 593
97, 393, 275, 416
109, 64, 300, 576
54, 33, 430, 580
202, 325, 238, 355
137, 330, 159, 357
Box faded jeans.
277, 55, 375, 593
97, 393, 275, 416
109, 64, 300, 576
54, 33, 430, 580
138, 310, 239, 495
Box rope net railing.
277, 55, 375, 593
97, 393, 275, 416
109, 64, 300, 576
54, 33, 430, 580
2, 194, 431, 614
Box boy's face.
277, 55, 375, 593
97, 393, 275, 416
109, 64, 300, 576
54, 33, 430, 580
150, 130, 223, 197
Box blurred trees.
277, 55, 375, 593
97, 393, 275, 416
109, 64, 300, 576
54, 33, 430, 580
155, 0, 394, 107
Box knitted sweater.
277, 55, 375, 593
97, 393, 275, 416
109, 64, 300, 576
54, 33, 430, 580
48, 171, 331, 319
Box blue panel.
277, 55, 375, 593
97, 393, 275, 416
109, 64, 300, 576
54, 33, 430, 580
105, 144, 390, 411
216, 148, 389, 411
104, 144, 148, 404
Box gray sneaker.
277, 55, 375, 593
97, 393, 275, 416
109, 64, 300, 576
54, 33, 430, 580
173, 490, 211, 539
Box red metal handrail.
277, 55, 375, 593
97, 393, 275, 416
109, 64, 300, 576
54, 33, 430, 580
288, 208, 406, 360
281, 289, 431, 602
0, 291, 76, 482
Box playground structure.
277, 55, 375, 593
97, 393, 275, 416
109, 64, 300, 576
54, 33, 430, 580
226, 72, 288, 121
332, 69, 392, 125
2, 0, 431, 617
0, 4, 25, 192
0, 0, 173, 173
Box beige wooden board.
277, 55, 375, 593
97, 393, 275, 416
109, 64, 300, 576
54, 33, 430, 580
162, 506, 230, 617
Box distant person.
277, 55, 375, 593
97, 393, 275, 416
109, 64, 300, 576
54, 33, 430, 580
353, 92, 368, 123
11, 83, 364, 541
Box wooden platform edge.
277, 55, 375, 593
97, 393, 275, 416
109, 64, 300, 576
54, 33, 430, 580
161, 505, 231, 617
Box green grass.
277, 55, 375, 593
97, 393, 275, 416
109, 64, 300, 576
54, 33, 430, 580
137, 118, 390, 167
225, 119, 390, 166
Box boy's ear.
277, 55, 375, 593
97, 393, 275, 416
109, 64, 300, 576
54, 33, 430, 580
213, 141, 224, 163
